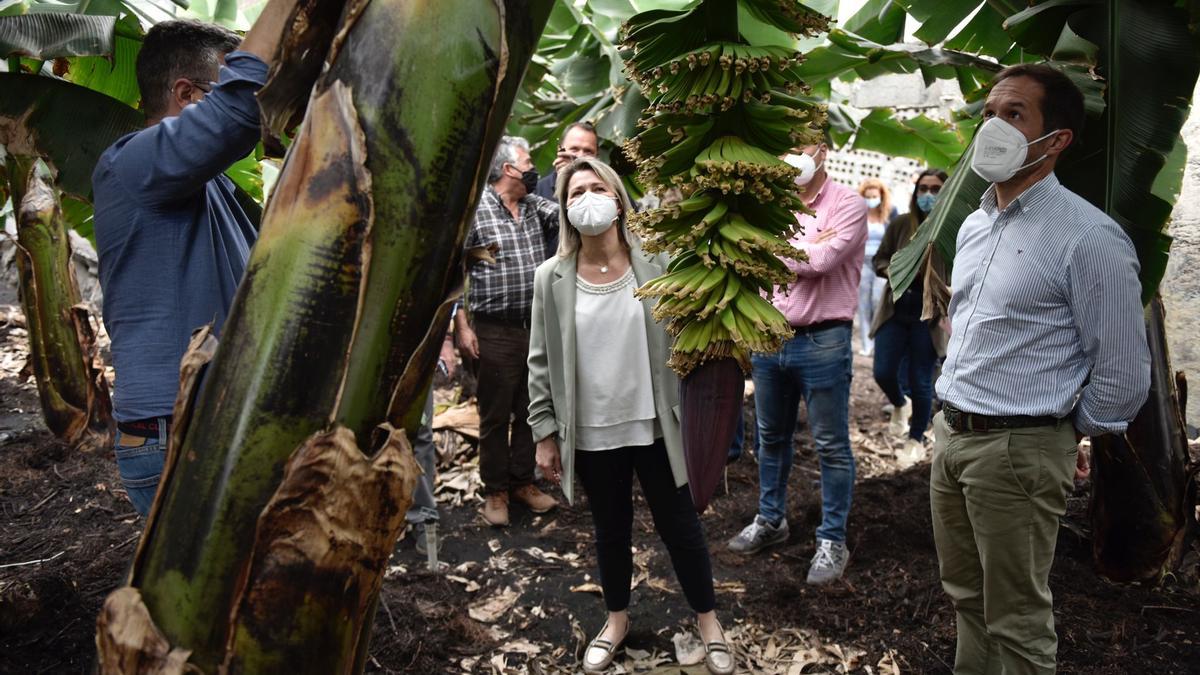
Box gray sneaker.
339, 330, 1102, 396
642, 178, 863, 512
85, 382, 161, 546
806, 538, 849, 585
727, 515, 789, 554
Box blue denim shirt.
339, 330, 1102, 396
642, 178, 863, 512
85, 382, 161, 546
92, 51, 267, 421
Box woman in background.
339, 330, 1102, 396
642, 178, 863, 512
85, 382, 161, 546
527, 157, 733, 675
870, 168, 950, 462
856, 178, 894, 355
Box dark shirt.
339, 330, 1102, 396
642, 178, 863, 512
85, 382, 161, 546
535, 170, 560, 257
463, 186, 559, 319
92, 51, 267, 421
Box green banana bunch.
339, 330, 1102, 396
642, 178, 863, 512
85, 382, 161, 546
621, 0, 830, 376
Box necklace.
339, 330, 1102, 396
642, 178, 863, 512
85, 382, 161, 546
600, 264, 609, 274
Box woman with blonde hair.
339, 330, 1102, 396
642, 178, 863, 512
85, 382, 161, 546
527, 157, 732, 675
856, 178, 893, 355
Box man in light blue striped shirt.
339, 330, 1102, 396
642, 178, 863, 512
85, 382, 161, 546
931, 64, 1150, 674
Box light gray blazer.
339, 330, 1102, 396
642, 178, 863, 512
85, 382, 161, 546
526, 244, 687, 505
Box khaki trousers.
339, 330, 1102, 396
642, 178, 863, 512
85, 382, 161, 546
930, 411, 1077, 674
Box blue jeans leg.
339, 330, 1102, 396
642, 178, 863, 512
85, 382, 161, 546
904, 319, 937, 440
873, 319, 909, 408
113, 419, 168, 516
798, 325, 855, 543
752, 349, 801, 527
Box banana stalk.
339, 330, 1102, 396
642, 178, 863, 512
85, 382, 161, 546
6, 156, 112, 451
1090, 297, 1198, 582
620, 0, 828, 511
94, 0, 552, 671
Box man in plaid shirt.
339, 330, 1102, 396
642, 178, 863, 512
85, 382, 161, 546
456, 136, 561, 526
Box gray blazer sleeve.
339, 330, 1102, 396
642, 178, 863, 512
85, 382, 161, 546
527, 264, 557, 442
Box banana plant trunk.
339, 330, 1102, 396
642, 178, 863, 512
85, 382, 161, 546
1090, 296, 1197, 582
6, 156, 112, 451
94, 0, 552, 671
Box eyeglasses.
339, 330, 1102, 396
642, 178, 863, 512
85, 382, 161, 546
916, 184, 942, 195
177, 78, 217, 94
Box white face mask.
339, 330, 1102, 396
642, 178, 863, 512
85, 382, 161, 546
785, 150, 823, 185
567, 190, 619, 237
970, 117, 1061, 183
864, 196, 881, 209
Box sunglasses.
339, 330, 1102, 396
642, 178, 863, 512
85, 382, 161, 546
917, 184, 942, 195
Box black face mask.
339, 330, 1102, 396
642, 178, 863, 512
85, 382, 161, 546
520, 168, 539, 194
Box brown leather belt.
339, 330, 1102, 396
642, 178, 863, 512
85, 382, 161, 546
942, 404, 1060, 433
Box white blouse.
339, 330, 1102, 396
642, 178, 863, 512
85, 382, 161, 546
574, 268, 658, 451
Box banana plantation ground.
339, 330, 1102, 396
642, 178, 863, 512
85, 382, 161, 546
1, 296, 1199, 673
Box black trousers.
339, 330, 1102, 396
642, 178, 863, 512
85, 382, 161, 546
575, 439, 717, 613
474, 318, 535, 494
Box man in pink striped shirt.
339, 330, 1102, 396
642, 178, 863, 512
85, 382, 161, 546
728, 141, 868, 586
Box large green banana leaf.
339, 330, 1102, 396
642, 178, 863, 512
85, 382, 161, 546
890, 0, 1199, 306
0, 72, 141, 196
0, 13, 115, 57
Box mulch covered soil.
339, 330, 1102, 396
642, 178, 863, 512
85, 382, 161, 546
2, 308, 1198, 673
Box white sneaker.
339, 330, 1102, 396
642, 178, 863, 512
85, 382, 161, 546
806, 539, 849, 585
888, 399, 911, 437
897, 437, 927, 468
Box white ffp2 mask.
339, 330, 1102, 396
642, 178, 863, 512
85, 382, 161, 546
970, 117, 1061, 183
785, 151, 823, 185
567, 190, 619, 237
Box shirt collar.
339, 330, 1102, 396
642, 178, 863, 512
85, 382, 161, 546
980, 172, 1060, 216
801, 178, 831, 211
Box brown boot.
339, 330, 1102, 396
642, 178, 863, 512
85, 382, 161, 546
511, 484, 558, 514
481, 492, 509, 527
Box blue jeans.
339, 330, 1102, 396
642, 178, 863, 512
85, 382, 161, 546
751, 323, 855, 542
113, 418, 168, 516
873, 288, 937, 440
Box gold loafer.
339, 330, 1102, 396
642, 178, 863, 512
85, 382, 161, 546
704, 621, 735, 675
582, 620, 629, 674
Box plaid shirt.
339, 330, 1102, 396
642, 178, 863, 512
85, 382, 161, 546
464, 185, 559, 318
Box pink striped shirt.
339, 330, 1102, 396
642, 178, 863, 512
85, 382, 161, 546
771, 179, 869, 327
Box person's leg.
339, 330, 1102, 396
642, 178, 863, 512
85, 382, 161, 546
857, 266, 874, 354
407, 391, 440, 526
930, 413, 994, 674
113, 419, 168, 516
726, 377, 748, 463
634, 439, 716, 614
799, 323, 855, 544
872, 318, 908, 408
752, 341, 802, 527
905, 321, 938, 441
576, 447, 637, 613
969, 425, 1077, 674
474, 320, 515, 496
508, 327, 536, 487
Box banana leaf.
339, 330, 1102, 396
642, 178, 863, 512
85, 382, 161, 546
105, 0, 554, 670
0, 72, 141, 197
0, 13, 115, 57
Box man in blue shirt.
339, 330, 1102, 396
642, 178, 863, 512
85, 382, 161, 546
932, 64, 1149, 674
92, 1, 296, 515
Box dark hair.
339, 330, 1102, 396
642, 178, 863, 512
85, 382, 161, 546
991, 63, 1085, 147
559, 121, 598, 148
907, 167, 949, 234
136, 20, 240, 119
